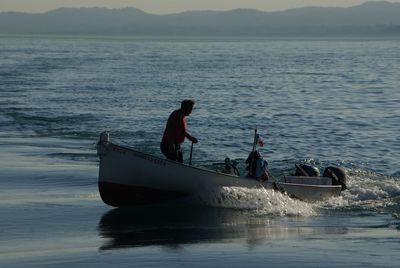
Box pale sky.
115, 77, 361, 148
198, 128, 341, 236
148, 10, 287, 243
0, 0, 399, 14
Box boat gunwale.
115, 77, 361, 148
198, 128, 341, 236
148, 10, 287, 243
278, 182, 342, 189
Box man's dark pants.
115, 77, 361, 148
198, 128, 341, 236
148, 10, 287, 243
160, 140, 183, 163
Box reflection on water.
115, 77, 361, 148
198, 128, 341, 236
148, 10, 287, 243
98, 203, 348, 250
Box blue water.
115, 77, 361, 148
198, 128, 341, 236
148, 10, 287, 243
0, 36, 399, 267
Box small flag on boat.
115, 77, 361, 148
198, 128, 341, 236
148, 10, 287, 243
256, 134, 264, 147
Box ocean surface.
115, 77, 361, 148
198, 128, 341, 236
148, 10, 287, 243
0, 36, 399, 267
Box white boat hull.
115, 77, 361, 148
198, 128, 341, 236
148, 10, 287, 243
98, 141, 267, 206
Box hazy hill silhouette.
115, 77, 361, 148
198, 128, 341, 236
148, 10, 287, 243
0, 2, 399, 36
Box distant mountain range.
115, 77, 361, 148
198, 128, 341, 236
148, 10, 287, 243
1, 1, 400, 37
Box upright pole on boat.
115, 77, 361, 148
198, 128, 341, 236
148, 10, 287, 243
189, 141, 194, 165
249, 128, 258, 176
252, 128, 258, 153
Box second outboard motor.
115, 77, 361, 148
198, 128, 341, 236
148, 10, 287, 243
295, 164, 320, 177
323, 166, 347, 190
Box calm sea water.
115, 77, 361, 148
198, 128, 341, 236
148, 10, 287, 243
0, 36, 399, 267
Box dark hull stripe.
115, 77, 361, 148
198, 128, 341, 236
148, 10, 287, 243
98, 181, 189, 207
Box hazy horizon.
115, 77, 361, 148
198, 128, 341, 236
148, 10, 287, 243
1, 0, 400, 14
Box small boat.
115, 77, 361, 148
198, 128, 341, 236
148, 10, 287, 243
96, 132, 347, 207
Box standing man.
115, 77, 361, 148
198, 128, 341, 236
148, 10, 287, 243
160, 99, 198, 163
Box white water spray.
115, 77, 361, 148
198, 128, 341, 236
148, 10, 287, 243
193, 186, 316, 217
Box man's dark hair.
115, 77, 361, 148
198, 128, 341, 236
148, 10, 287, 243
181, 99, 195, 110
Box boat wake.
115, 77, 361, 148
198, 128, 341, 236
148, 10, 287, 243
189, 167, 400, 217
310, 168, 400, 215
344, 169, 400, 201
191, 186, 316, 217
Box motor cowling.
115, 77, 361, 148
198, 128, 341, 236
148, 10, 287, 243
295, 164, 320, 177
323, 166, 347, 190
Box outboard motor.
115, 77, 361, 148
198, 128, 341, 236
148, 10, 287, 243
323, 166, 347, 190
295, 164, 320, 177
